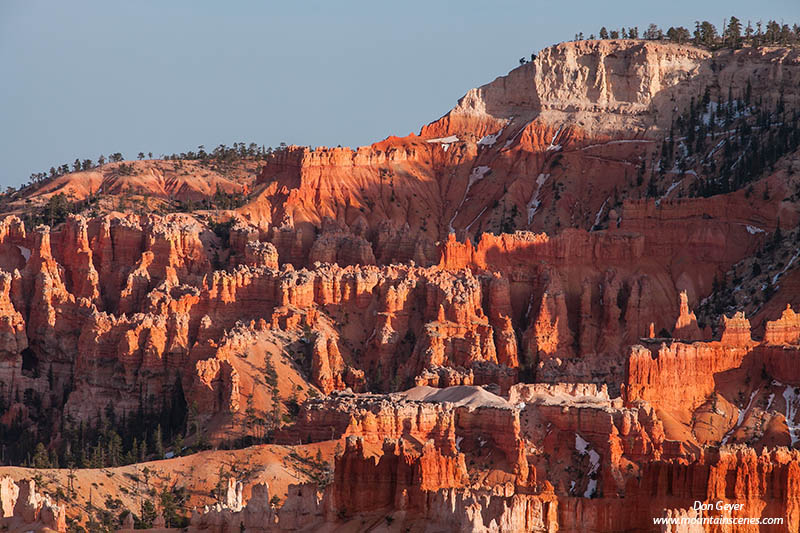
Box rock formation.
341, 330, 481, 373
765, 304, 800, 345
2, 37, 800, 533
672, 291, 703, 341
0, 477, 65, 532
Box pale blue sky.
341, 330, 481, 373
2, 0, 799, 187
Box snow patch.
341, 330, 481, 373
17, 246, 30, 262
575, 434, 589, 454
465, 206, 488, 233
426, 135, 459, 144
745, 225, 765, 234
608, 139, 652, 145
700, 101, 720, 126
655, 180, 682, 206
575, 433, 599, 498
738, 389, 758, 427
722, 388, 759, 445
546, 125, 564, 151
468, 166, 491, 191
456, 436, 463, 451
581, 139, 653, 150
772, 250, 800, 285
706, 138, 727, 160
502, 120, 531, 149
526, 173, 549, 225
591, 198, 608, 230
575, 435, 600, 472
784, 385, 800, 445
478, 127, 505, 147
584, 479, 597, 499
449, 166, 492, 232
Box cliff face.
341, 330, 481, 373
243, 41, 799, 250
3, 38, 800, 533
5, 215, 730, 429
431, 40, 800, 137
427, 40, 710, 138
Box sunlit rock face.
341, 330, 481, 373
3, 39, 800, 532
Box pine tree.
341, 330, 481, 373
667, 27, 691, 43
137, 500, 157, 529
160, 487, 179, 528
172, 434, 184, 457
213, 466, 227, 501
644, 24, 662, 40
153, 424, 164, 458
107, 431, 122, 466
32, 443, 50, 469
773, 219, 783, 246
696, 21, 717, 47
726, 16, 742, 47
139, 438, 147, 462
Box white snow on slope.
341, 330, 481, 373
448, 166, 492, 233
722, 388, 759, 445
701, 101, 720, 125
584, 479, 597, 499
745, 225, 764, 234
17, 246, 30, 262
468, 166, 491, 191
591, 198, 608, 230
546, 125, 564, 151
502, 120, 531, 149
426, 135, 459, 144
465, 206, 488, 233
784, 385, 800, 446
772, 250, 800, 285
575, 433, 600, 498
527, 173, 549, 225
656, 180, 682, 206
581, 139, 653, 150
478, 127, 505, 147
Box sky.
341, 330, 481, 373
2, 0, 799, 188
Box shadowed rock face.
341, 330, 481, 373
2, 39, 800, 532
